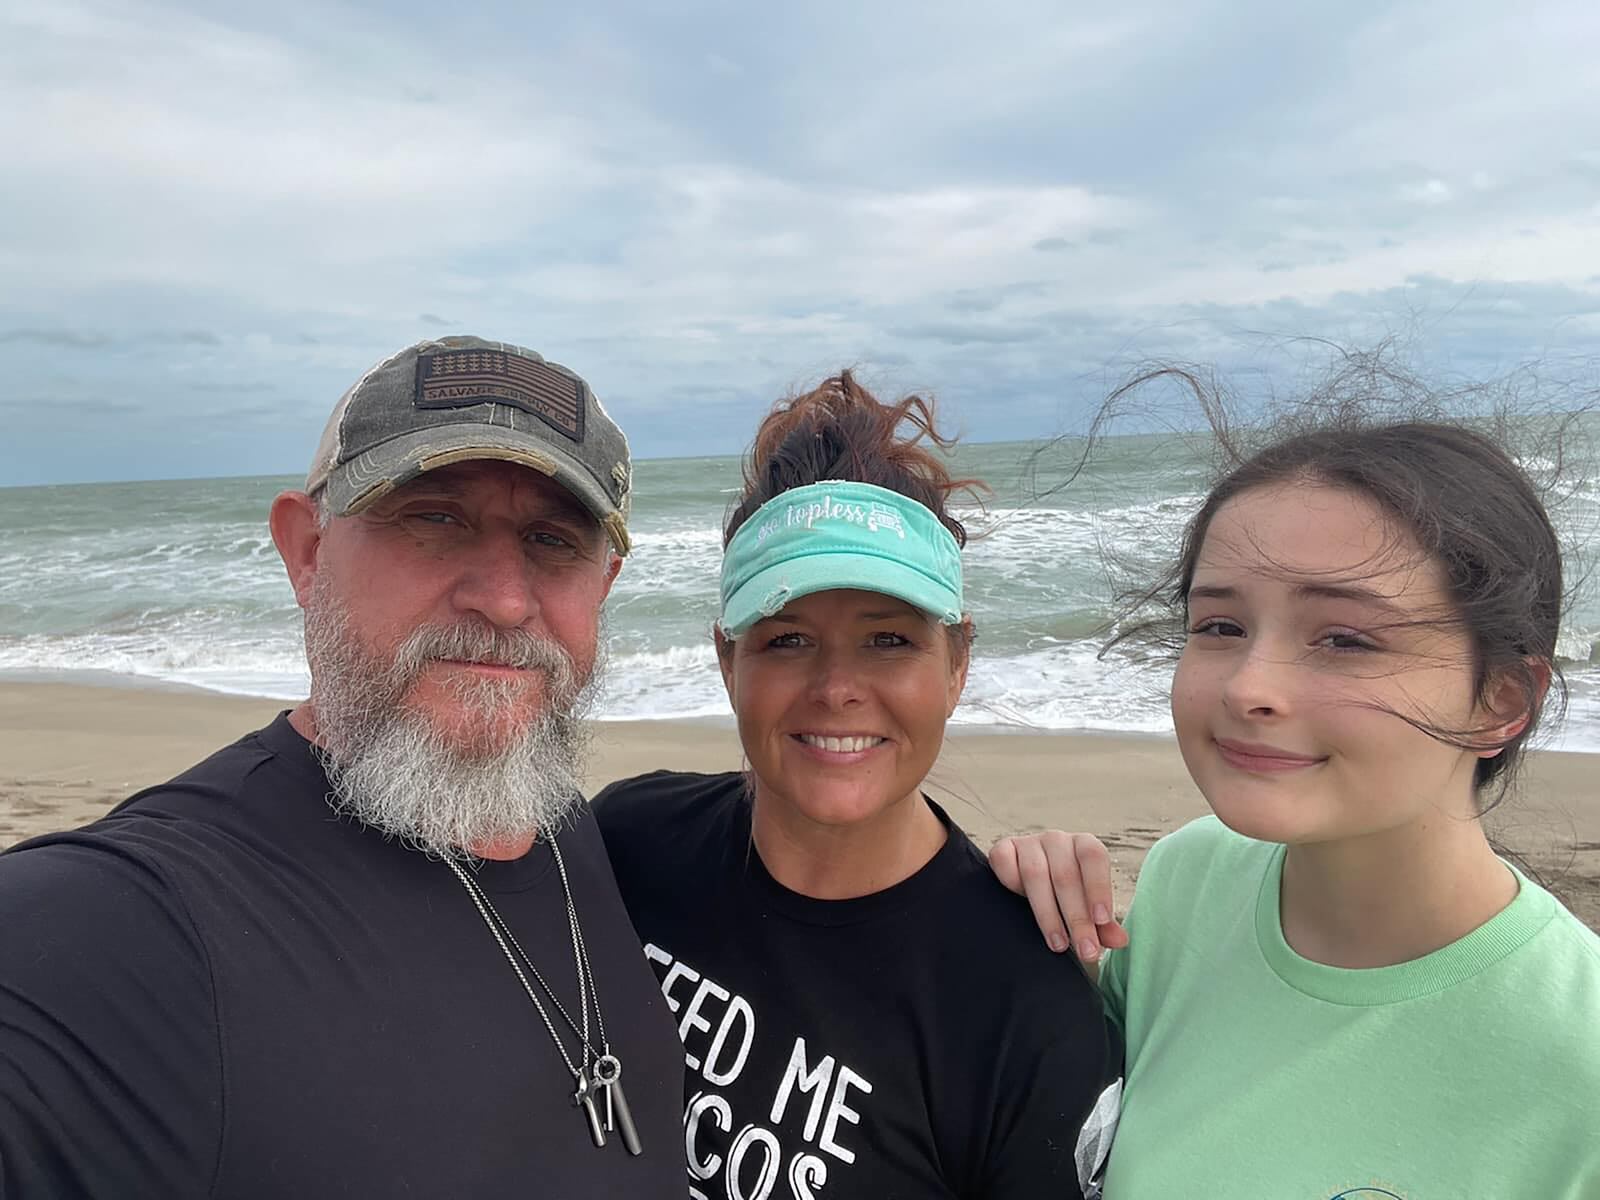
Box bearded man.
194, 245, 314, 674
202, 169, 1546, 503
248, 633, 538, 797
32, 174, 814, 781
0, 338, 686, 1197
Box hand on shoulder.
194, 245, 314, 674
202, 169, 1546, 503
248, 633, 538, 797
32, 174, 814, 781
988, 831, 1130, 972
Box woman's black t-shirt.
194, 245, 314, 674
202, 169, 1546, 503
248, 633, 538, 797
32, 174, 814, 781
594, 770, 1122, 1200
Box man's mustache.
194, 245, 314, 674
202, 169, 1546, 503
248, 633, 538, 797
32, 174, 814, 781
390, 623, 580, 695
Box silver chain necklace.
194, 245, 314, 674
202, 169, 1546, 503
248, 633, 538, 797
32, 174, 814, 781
445, 834, 642, 1156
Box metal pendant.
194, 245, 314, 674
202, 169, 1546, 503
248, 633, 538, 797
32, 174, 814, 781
571, 1071, 607, 1148
592, 1054, 641, 1157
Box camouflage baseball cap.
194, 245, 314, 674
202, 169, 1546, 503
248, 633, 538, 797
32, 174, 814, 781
306, 336, 632, 555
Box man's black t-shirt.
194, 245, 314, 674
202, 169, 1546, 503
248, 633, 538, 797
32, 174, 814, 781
0, 714, 685, 1199
594, 770, 1122, 1200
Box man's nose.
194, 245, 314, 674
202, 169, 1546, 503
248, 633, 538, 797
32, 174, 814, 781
450, 527, 541, 629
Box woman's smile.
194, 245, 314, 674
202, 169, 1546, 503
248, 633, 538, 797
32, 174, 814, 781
791, 732, 891, 760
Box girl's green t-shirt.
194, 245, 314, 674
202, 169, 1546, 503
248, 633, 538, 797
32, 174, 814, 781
1099, 816, 1600, 1199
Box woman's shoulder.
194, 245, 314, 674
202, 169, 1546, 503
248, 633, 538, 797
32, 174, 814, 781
932, 821, 1107, 1001
589, 770, 746, 848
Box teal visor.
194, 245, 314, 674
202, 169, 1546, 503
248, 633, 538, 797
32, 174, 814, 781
719, 480, 965, 637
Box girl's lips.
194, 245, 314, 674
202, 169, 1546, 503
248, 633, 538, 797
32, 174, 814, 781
1214, 738, 1326, 773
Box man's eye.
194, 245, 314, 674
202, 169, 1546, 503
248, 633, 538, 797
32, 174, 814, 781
526, 530, 573, 548
411, 511, 457, 525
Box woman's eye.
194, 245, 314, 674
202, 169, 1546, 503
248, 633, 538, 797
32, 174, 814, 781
1190, 617, 1245, 639
766, 632, 806, 649
869, 631, 911, 648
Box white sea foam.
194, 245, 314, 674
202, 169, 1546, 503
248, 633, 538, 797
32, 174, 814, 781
4, 446, 1598, 750
0, 630, 311, 699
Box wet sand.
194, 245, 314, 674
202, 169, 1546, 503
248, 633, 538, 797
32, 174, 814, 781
2, 680, 1595, 929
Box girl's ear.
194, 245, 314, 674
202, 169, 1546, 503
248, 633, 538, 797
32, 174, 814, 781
1474, 658, 1552, 758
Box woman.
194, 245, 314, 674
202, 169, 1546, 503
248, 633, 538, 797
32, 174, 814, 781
594, 373, 1121, 1198
994, 397, 1600, 1196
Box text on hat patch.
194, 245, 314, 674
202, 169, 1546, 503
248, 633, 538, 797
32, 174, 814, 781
414, 350, 586, 442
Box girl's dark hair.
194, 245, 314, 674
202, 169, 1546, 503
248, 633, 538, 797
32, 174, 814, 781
723, 369, 984, 651
1104, 365, 1573, 806
725, 369, 982, 546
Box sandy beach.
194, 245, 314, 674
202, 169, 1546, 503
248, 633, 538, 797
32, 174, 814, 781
2, 680, 1596, 931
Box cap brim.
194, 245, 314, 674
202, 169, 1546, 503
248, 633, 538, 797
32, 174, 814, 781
721, 551, 962, 637
319, 425, 630, 555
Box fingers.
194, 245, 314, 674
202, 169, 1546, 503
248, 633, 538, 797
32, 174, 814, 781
1041, 831, 1104, 963
1097, 916, 1131, 951
1013, 835, 1076, 956
989, 837, 1071, 954
991, 832, 1129, 962
988, 837, 1023, 894
1073, 835, 1127, 951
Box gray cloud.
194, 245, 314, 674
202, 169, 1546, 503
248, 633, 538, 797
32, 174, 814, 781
1, 0, 1596, 485
0, 327, 219, 350
188, 381, 275, 394
0, 329, 112, 349
886, 322, 1054, 346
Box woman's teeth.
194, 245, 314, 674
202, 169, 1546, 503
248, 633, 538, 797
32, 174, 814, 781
798, 734, 884, 753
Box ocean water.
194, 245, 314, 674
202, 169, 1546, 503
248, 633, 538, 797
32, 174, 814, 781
4, 435, 1599, 749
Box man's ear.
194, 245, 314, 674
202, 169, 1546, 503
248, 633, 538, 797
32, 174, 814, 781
1474, 657, 1552, 758
599, 551, 624, 599
270, 491, 324, 609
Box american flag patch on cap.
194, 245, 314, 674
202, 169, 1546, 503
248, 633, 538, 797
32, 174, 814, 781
414, 349, 585, 441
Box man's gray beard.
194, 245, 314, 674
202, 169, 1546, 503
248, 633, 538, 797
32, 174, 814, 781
302, 581, 602, 859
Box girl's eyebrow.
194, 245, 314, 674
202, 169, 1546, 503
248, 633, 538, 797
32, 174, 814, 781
1187, 581, 1403, 614
1294, 583, 1405, 614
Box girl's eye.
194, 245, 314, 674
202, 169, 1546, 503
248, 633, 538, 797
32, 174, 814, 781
1189, 617, 1245, 639
1316, 630, 1375, 652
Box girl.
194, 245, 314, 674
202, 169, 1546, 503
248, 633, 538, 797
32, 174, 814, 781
594, 374, 1122, 1198
995, 414, 1600, 1196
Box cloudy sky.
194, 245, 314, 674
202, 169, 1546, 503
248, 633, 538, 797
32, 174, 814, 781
3, 0, 1598, 485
